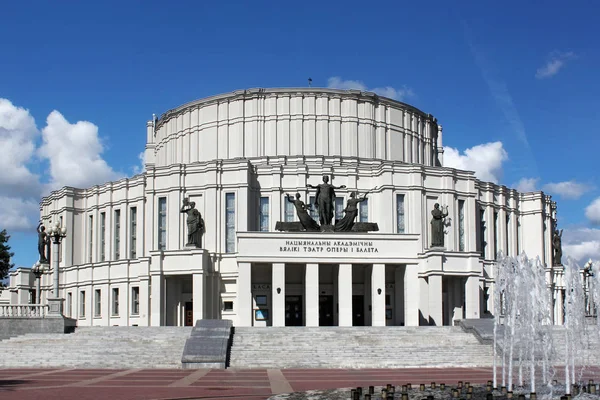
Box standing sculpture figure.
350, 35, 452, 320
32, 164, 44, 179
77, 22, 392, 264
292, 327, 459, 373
552, 229, 563, 265
180, 198, 204, 247
285, 193, 320, 231
307, 176, 346, 226
37, 222, 49, 264
334, 190, 372, 232
430, 203, 448, 247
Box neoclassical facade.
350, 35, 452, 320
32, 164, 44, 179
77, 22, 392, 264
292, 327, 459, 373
8, 88, 561, 327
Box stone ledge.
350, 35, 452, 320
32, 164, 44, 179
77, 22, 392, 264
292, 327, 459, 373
0, 315, 77, 339
181, 319, 233, 369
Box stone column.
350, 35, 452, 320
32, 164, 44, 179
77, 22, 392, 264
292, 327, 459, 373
150, 274, 163, 326
338, 264, 352, 326
192, 273, 204, 323
555, 288, 564, 325
371, 264, 386, 326
305, 263, 319, 327
404, 265, 419, 326
237, 262, 252, 327
465, 275, 480, 319
428, 275, 443, 325
272, 263, 286, 327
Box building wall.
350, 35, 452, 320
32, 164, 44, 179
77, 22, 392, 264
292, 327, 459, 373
10, 88, 557, 327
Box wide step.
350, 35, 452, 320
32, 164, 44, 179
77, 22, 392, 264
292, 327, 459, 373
229, 326, 494, 368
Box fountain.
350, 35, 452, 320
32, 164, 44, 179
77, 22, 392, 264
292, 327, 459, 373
493, 254, 600, 398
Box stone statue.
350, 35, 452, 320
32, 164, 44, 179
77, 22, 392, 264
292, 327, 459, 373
285, 193, 320, 231
37, 222, 49, 264
307, 176, 346, 226
334, 190, 371, 232
180, 198, 204, 248
430, 203, 448, 247
552, 229, 563, 265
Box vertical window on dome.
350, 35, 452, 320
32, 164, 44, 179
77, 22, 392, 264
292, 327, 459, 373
259, 197, 269, 232
309, 196, 318, 222
335, 198, 344, 222
88, 215, 93, 263
114, 209, 121, 260
396, 194, 405, 233
284, 198, 294, 222
458, 200, 465, 251
225, 193, 235, 253
158, 197, 167, 250
100, 212, 106, 262
130, 207, 137, 259
359, 199, 368, 222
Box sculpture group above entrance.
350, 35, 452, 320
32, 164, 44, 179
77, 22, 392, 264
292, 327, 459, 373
275, 176, 379, 233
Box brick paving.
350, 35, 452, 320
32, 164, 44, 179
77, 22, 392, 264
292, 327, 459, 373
1, 367, 599, 400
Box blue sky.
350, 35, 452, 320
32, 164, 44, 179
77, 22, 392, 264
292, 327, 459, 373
1, 0, 600, 269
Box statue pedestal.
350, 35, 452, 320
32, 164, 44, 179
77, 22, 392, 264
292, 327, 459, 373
320, 224, 334, 232
47, 297, 64, 316
185, 243, 201, 249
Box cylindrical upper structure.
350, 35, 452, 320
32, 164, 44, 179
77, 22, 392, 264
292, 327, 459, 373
150, 88, 441, 167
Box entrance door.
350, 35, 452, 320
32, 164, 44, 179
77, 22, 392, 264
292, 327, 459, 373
184, 302, 194, 326
352, 295, 365, 326
285, 296, 303, 326
319, 295, 334, 326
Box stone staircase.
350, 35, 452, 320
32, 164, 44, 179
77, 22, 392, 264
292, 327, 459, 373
0, 326, 192, 369
545, 325, 600, 365
228, 326, 494, 368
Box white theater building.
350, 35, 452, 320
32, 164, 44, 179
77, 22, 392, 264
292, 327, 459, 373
7, 88, 561, 327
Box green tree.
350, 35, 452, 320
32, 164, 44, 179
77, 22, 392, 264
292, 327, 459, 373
0, 229, 15, 290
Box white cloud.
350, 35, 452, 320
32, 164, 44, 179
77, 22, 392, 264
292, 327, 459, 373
327, 77, 414, 101
132, 151, 146, 175
38, 110, 119, 190
443, 141, 508, 183
535, 51, 576, 79
563, 227, 600, 264
514, 177, 539, 192
0, 99, 42, 196
0, 98, 120, 232
542, 180, 592, 200
585, 197, 600, 225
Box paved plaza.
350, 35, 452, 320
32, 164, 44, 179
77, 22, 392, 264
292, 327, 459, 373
2, 367, 600, 400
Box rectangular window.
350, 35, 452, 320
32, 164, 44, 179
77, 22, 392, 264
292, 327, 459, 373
494, 211, 499, 259
516, 217, 521, 255
396, 194, 405, 233
480, 209, 487, 257
114, 209, 121, 260
359, 198, 368, 222
88, 215, 93, 263
505, 214, 510, 257
130, 207, 137, 259
158, 197, 167, 250
225, 193, 235, 253
100, 212, 106, 262
79, 291, 86, 318
259, 197, 269, 232
458, 200, 465, 251
131, 287, 140, 315
94, 289, 101, 317
67, 292, 72, 318
309, 196, 318, 222
334, 197, 344, 222
284, 198, 295, 222
112, 288, 119, 316
59, 216, 63, 263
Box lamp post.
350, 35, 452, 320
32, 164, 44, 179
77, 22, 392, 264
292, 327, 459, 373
47, 220, 67, 315
31, 262, 45, 304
